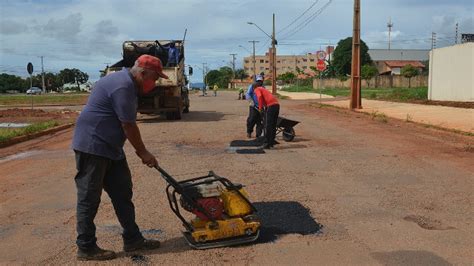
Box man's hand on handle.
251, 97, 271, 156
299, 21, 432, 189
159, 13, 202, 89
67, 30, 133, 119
136, 149, 158, 168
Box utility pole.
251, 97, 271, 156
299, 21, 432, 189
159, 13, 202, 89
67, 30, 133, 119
39, 56, 46, 93
271, 13, 277, 94
455, 23, 459, 44
431, 32, 437, 49
202, 62, 208, 87
229, 53, 237, 88
248, 40, 259, 78
350, 0, 361, 109
387, 18, 393, 50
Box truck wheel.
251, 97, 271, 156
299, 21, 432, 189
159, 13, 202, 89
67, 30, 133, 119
166, 112, 175, 120
174, 111, 182, 120
166, 111, 182, 120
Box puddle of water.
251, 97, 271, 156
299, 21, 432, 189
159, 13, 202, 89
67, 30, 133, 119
0, 150, 44, 164
131, 254, 148, 263
141, 228, 163, 236
97, 224, 122, 234
0, 122, 31, 128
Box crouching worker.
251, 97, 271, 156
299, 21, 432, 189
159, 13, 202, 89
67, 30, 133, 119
254, 86, 280, 149
246, 75, 264, 138
71, 55, 168, 261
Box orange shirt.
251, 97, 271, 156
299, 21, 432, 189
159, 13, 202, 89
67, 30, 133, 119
254, 87, 279, 111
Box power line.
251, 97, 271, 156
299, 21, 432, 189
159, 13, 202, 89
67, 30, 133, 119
277, 0, 320, 35
280, 0, 333, 41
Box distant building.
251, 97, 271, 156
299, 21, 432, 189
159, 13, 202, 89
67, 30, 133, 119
381, 60, 425, 75
243, 47, 333, 78
368, 49, 429, 75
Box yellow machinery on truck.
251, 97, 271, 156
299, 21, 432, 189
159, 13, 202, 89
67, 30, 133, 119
106, 38, 191, 120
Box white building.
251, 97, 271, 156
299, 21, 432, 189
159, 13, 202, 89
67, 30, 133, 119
428, 43, 474, 102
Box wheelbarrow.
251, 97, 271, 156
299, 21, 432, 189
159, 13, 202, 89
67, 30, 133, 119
276, 116, 299, 141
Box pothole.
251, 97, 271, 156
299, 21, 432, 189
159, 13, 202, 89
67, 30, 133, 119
403, 215, 455, 230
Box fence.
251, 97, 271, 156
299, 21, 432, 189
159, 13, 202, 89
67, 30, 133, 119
313, 75, 428, 89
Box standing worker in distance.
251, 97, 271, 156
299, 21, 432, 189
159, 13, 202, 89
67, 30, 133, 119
72, 55, 167, 261
213, 83, 218, 97
254, 85, 280, 149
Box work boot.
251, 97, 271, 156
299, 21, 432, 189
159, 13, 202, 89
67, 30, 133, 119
124, 238, 161, 252
262, 143, 272, 149
77, 245, 116, 261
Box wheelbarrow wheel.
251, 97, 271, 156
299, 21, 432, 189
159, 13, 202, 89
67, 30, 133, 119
282, 127, 295, 142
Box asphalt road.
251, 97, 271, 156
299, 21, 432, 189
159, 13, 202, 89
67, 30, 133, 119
1, 91, 473, 265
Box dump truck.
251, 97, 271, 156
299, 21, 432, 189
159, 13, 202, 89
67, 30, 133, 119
106, 39, 191, 120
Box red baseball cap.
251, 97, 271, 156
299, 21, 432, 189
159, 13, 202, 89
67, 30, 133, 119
136, 55, 169, 79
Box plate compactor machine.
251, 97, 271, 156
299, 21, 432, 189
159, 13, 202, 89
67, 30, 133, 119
155, 167, 261, 249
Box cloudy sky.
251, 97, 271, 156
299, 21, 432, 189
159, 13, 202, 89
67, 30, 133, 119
0, 0, 472, 82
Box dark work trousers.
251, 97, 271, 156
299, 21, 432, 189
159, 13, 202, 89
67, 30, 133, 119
246, 106, 263, 137
74, 151, 143, 250
265, 104, 280, 146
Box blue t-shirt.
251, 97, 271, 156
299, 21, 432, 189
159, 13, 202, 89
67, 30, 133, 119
246, 83, 263, 108
72, 68, 138, 160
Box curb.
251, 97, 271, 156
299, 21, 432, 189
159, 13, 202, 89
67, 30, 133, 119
311, 102, 474, 136
0, 104, 85, 108
0, 123, 75, 148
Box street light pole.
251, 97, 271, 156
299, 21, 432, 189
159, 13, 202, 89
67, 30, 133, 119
230, 53, 237, 88
271, 13, 277, 94
247, 17, 277, 94
248, 40, 259, 78
350, 0, 361, 109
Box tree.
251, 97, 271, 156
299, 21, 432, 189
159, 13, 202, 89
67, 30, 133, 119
0, 73, 29, 93
332, 37, 372, 76
234, 68, 248, 81
278, 72, 296, 84
58, 68, 89, 90
205, 66, 234, 88
361, 65, 378, 87
401, 64, 419, 88
421, 60, 429, 76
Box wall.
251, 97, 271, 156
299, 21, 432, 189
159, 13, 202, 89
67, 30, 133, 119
428, 43, 474, 102
313, 75, 428, 89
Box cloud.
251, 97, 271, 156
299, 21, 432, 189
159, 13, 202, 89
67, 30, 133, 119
95, 20, 119, 37
0, 20, 28, 35
40, 13, 82, 41
85, 20, 124, 58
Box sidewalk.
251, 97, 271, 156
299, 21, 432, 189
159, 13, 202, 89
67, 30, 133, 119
280, 91, 474, 134
278, 90, 334, 100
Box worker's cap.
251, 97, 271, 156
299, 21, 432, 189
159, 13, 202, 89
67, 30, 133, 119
255, 75, 264, 81
136, 55, 169, 79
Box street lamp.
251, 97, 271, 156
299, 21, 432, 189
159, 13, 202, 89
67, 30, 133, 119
247, 22, 272, 40
238, 45, 252, 54
247, 15, 277, 94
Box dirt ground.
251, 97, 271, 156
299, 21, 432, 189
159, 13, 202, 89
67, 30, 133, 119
0, 108, 78, 124
0, 91, 473, 265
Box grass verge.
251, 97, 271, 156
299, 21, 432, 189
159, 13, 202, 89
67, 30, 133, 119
0, 121, 60, 142
282, 86, 428, 102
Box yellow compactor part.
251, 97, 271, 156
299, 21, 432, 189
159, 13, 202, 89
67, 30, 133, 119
220, 188, 252, 217
189, 188, 259, 242
191, 218, 260, 242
